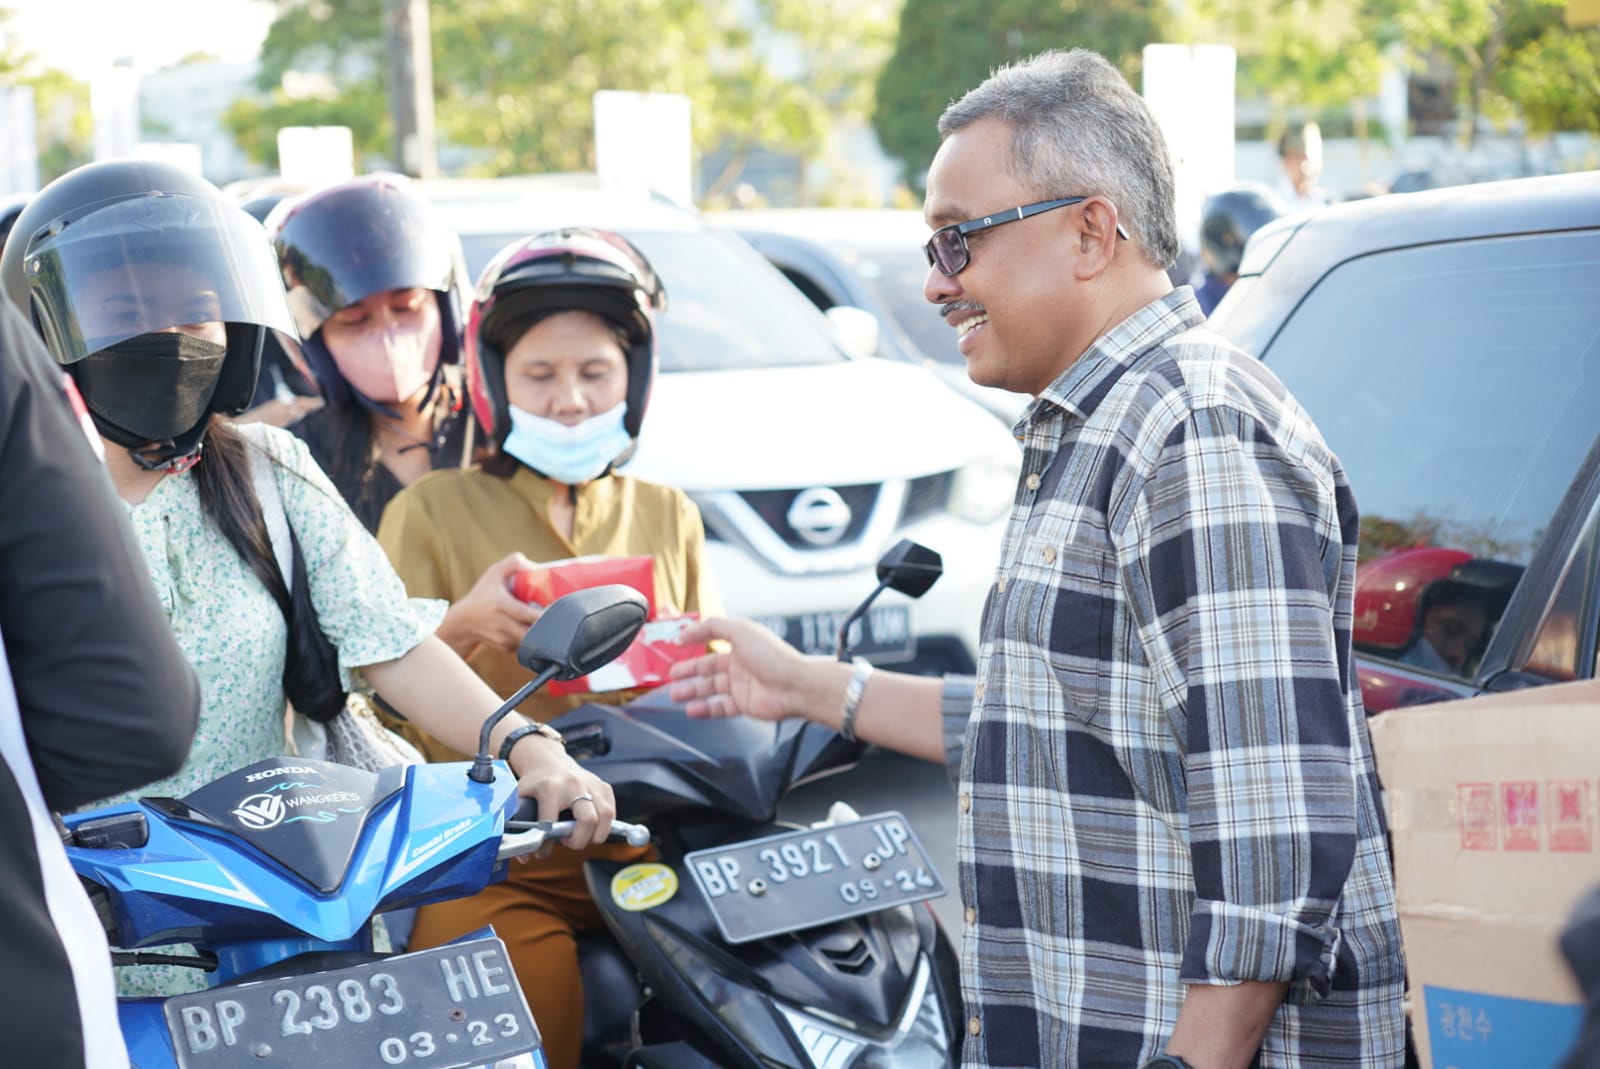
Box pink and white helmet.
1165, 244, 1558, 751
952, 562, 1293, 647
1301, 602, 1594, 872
465, 227, 666, 451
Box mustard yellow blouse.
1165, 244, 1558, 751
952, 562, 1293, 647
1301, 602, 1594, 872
376, 463, 720, 758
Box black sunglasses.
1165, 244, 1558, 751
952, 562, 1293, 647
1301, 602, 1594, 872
923, 196, 1130, 277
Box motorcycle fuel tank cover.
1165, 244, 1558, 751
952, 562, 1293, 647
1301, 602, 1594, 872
150, 758, 402, 893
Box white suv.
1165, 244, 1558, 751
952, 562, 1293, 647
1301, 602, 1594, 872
424, 176, 1020, 674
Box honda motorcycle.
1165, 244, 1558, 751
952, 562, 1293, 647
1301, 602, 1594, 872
64, 586, 654, 1069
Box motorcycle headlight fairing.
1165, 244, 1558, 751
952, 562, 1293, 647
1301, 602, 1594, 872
645, 917, 809, 1065
777, 956, 950, 1069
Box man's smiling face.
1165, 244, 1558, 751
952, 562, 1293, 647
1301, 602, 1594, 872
922, 117, 1086, 398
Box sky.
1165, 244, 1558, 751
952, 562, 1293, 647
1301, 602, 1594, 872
7, 0, 274, 78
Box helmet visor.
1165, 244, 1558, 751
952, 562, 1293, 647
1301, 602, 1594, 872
22, 193, 296, 364
273, 180, 465, 339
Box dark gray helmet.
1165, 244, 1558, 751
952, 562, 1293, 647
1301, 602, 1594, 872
265, 172, 468, 410
0, 159, 293, 414
1200, 186, 1285, 279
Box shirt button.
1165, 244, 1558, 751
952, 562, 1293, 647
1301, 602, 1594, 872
996, 576, 1007, 594
969, 1016, 982, 1036
974, 682, 985, 702
1042, 545, 1057, 564
965, 906, 977, 925
959, 792, 971, 813
1024, 472, 1041, 491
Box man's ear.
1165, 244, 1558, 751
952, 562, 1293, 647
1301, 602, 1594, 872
1071, 196, 1121, 281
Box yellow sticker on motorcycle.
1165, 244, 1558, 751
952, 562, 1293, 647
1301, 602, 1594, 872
611, 863, 679, 912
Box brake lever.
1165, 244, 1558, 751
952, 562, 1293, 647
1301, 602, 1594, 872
498, 818, 651, 862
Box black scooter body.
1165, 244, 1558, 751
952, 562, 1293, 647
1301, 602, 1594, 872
552, 690, 963, 1069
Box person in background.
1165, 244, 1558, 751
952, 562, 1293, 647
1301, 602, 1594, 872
267, 174, 474, 532
0, 297, 201, 1067
1353, 546, 1522, 678
0, 192, 28, 262
1193, 184, 1285, 315
377, 228, 719, 1069
671, 49, 1405, 1069
1, 159, 616, 1000
234, 185, 321, 427
1276, 120, 1334, 213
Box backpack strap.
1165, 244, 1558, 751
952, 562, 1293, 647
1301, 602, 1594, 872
237, 423, 294, 596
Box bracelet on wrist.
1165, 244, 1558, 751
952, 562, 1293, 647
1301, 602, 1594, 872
839, 658, 874, 742
498, 720, 564, 766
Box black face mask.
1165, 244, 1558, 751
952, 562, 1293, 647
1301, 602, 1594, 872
76, 332, 228, 444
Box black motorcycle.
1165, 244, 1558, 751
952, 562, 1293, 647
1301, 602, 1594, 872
556, 540, 963, 1069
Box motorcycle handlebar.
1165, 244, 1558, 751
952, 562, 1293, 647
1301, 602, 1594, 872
497, 817, 650, 862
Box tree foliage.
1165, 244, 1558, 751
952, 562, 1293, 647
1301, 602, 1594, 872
227, 0, 896, 189
872, 0, 1174, 191
1197, 0, 1600, 140
0, 5, 92, 182
1382, 0, 1600, 138
1183, 0, 1392, 116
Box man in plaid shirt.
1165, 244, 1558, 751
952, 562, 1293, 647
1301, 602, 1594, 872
671, 48, 1405, 1069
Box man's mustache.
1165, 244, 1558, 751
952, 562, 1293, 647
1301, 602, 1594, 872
940, 301, 986, 321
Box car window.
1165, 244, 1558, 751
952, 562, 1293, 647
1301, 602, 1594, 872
457, 230, 844, 373
1524, 491, 1600, 683
1261, 230, 1600, 683
843, 246, 964, 368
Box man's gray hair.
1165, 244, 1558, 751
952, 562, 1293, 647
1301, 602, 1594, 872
938, 49, 1180, 270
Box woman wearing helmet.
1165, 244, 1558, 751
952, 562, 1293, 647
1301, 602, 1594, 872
0, 161, 616, 998
1194, 183, 1284, 315
376, 227, 719, 1069
1353, 546, 1521, 677
266, 173, 474, 532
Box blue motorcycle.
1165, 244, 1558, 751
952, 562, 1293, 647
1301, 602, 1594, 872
63, 586, 651, 1069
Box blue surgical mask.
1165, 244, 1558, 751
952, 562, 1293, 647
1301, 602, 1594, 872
501, 402, 632, 485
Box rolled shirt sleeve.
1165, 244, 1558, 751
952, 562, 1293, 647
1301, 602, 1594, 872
1120, 404, 1358, 995
941, 673, 976, 788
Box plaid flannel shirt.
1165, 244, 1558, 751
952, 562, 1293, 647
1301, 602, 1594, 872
945, 289, 1405, 1068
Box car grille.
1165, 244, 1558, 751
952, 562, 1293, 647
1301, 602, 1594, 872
702, 473, 956, 551
901, 471, 953, 524
739, 484, 879, 550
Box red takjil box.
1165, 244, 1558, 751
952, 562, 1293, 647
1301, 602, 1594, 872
507, 555, 706, 696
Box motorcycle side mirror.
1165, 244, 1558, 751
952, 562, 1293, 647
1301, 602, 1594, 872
470, 585, 649, 783
836, 539, 943, 662
875, 539, 943, 599
517, 584, 650, 680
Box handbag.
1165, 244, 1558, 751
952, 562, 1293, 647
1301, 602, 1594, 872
241, 425, 423, 772
288, 693, 425, 769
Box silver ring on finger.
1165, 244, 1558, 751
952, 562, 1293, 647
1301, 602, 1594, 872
569, 792, 596, 808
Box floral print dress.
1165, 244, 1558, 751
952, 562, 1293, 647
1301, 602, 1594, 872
98, 424, 442, 996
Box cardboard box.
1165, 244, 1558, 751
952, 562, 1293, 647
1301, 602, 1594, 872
1370, 680, 1600, 1069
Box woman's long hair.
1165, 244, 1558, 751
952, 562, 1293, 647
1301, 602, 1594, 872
312, 399, 387, 517
193, 416, 346, 722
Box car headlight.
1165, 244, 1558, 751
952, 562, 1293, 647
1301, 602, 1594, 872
948, 450, 1021, 525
